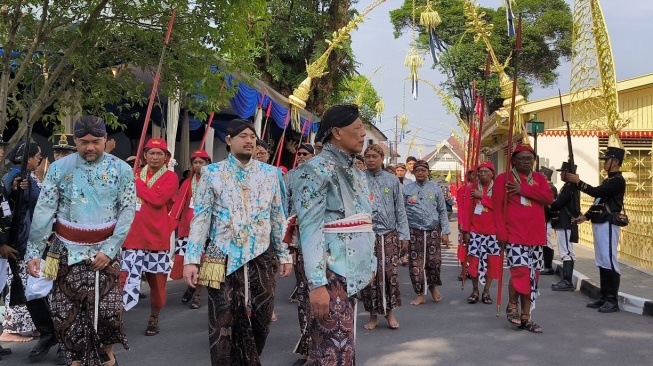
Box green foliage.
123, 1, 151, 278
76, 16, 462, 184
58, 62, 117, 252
389, 0, 572, 120
255, 0, 358, 115
329, 74, 380, 125
0, 0, 268, 150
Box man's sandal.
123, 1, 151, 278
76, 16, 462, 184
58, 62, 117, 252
481, 290, 493, 304
467, 289, 479, 304
518, 314, 542, 333
145, 316, 160, 336
190, 295, 201, 309
506, 302, 520, 325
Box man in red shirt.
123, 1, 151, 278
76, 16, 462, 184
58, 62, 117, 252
120, 138, 178, 336
462, 162, 501, 304
457, 168, 476, 281
493, 143, 553, 333
170, 150, 211, 308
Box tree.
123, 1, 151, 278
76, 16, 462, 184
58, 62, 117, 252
389, 0, 572, 122
329, 74, 381, 124
0, 1, 268, 152
256, 0, 358, 116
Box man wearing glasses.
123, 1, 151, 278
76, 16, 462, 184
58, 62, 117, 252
256, 139, 271, 163
493, 143, 553, 334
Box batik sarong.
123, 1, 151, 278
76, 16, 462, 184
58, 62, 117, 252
467, 232, 501, 286
120, 249, 170, 310
293, 246, 310, 357
3, 260, 36, 334
306, 269, 356, 366
51, 249, 128, 366
207, 245, 278, 366
361, 231, 401, 315
506, 244, 543, 309
408, 227, 442, 295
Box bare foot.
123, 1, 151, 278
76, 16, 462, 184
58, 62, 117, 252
364, 314, 378, 330
271, 312, 277, 322
385, 312, 399, 329
410, 295, 426, 305
0, 332, 33, 342
430, 287, 442, 303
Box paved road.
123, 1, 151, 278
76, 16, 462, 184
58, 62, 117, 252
4, 244, 653, 365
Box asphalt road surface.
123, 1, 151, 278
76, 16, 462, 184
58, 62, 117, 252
4, 246, 653, 365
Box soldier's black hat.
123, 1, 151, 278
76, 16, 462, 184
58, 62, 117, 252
556, 161, 577, 172
539, 167, 554, 180
598, 146, 625, 164
52, 134, 77, 151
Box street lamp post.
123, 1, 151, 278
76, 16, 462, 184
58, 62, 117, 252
525, 113, 545, 170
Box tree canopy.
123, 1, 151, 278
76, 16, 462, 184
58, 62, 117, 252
0, 0, 268, 150
390, 0, 572, 122
255, 0, 359, 116
330, 74, 381, 124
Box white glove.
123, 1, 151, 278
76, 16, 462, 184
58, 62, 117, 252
167, 158, 178, 168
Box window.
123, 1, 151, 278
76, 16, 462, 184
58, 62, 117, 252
599, 137, 651, 195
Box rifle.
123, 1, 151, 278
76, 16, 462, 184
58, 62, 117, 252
6, 123, 33, 306
559, 90, 581, 216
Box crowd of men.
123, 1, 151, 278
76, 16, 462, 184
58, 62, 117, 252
0, 104, 627, 366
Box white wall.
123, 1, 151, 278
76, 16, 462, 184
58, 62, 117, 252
535, 135, 600, 189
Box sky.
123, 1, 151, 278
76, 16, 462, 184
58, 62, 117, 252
351, 0, 653, 160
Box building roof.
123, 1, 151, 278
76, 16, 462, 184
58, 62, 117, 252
378, 141, 400, 158
367, 123, 388, 141
423, 135, 465, 162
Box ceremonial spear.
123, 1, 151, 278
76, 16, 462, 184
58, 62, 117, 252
496, 14, 522, 317
133, 9, 177, 171
462, 54, 492, 291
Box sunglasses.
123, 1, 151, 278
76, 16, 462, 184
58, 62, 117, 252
297, 152, 311, 156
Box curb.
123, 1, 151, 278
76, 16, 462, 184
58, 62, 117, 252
551, 260, 653, 317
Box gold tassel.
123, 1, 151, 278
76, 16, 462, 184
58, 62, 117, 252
197, 257, 226, 289
43, 252, 60, 280
419, 1, 442, 29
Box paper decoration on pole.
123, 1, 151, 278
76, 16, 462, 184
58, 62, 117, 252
288, 0, 387, 131
405, 0, 423, 100
420, 0, 445, 63
399, 114, 409, 141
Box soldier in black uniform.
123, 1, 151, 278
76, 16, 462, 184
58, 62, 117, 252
539, 167, 558, 275
564, 146, 626, 313
550, 162, 579, 291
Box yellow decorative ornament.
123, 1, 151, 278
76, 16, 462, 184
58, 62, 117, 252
375, 99, 385, 122
420, 0, 444, 63
416, 76, 469, 134
463, 0, 525, 135
399, 114, 409, 140
407, 128, 422, 155
406, 0, 423, 99
420, 0, 442, 28
570, 0, 630, 148
354, 65, 382, 109
288, 0, 387, 131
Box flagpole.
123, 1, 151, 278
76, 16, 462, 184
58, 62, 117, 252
497, 14, 522, 317
462, 54, 492, 292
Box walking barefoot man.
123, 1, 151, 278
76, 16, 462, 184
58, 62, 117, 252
403, 160, 450, 305
361, 144, 409, 330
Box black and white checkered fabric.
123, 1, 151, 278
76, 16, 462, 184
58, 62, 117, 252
506, 244, 543, 309
468, 232, 499, 286
175, 237, 189, 256
121, 249, 171, 311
